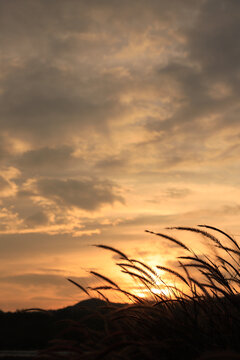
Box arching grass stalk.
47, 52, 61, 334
62, 225, 240, 360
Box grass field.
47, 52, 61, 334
45, 225, 240, 359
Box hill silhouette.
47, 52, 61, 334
0, 298, 123, 351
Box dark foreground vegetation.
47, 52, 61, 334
3, 225, 240, 359
0, 298, 120, 351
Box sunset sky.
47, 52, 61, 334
1, 0, 240, 311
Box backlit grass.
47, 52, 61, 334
46, 225, 240, 359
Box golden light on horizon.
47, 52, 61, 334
133, 285, 175, 299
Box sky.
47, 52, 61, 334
1, 0, 240, 311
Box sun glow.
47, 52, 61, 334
126, 263, 184, 301
133, 286, 172, 299
132, 277, 176, 300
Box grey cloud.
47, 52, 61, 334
24, 211, 49, 227
0, 1, 90, 53
36, 178, 124, 211
0, 232, 99, 259
0, 273, 67, 287
0, 175, 17, 198
117, 214, 176, 228
0, 61, 127, 143
187, 0, 240, 82
149, 62, 233, 133
95, 155, 128, 172
0, 175, 125, 233
0, 0, 201, 145
0, 0, 199, 44
141, 0, 240, 170
0, 176, 10, 192
16, 146, 75, 171
0, 137, 11, 163
0, 273, 90, 288
73, 217, 117, 232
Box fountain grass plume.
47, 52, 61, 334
52, 225, 240, 360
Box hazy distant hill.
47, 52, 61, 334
55, 297, 110, 314
0, 299, 123, 350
